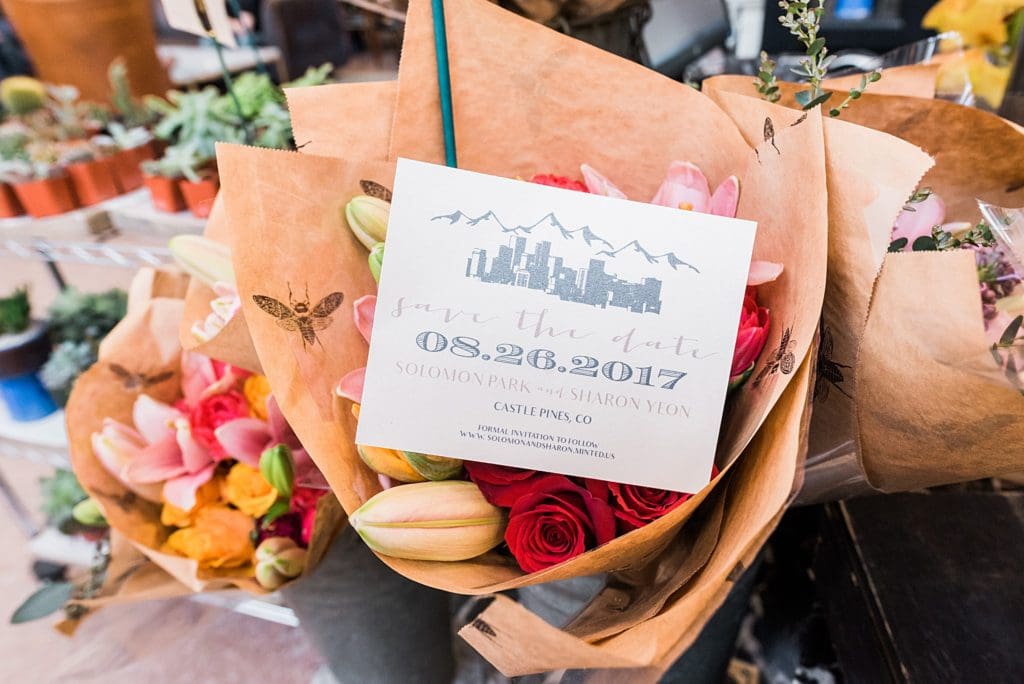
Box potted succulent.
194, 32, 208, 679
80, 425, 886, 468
141, 151, 186, 213
0, 131, 30, 218
58, 141, 121, 206
175, 152, 219, 219
95, 123, 154, 192
9, 143, 79, 218
0, 287, 57, 422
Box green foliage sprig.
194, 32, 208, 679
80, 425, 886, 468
755, 51, 781, 103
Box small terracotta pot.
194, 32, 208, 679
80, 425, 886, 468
179, 175, 219, 218
13, 175, 79, 218
143, 173, 186, 213
109, 147, 148, 192
67, 158, 122, 205
0, 183, 25, 218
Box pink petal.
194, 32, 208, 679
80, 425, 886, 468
266, 395, 290, 443
892, 193, 946, 243
180, 351, 217, 407
162, 464, 217, 511
710, 176, 741, 218
123, 434, 187, 483
354, 295, 376, 344
214, 417, 271, 467
580, 164, 627, 199
748, 261, 784, 286
133, 395, 182, 445
172, 418, 212, 473
651, 161, 711, 212
335, 368, 365, 404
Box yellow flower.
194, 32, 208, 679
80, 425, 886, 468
244, 375, 272, 421
164, 505, 255, 569
223, 463, 278, 517
923, 0, 1024, 47
160, 478, 223, 527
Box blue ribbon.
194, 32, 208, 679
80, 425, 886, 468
431, 0, 458, 167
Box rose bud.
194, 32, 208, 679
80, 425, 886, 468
254, 536, 307, 589
255, 561, 287, 590
345, 195, 389, 250
259, 444, 295, 500
255, 536, 297, 564
349, 481, 506, 561
168, 235, 235, 288
72, 498, 108, 527
272, 547, 307, 578
368, 242, 384, 283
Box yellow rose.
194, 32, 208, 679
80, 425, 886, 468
164, 505, 255, 569
160, 477, 223, 527
223, 463, 278, 517
244, 375, 272, 421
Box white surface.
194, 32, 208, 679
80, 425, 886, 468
359, 160, 755, 493
0, 404, 67, 450
158, 44, 283, 86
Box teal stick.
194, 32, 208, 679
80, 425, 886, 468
430, 0, 458, 167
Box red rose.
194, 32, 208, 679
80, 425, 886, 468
290, 486, 327, 546
465, 461, 546, 507
190, 390, 250, 459
505, 475, 616, 573
731, 287, 770, 383
586, 466, 720, 532
529, 173, 589, 193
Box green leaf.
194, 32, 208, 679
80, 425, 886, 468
261, 500, 290, 528
794, 89, 813, 107
888, 238, 908, 252
869, 70, 882, 82
808, 37, 826, 56
1000, 316, 1023, 346
11, 583, 74, 624
829, 108, 841, 117
912, 236, 937, 251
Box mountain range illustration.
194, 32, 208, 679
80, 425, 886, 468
432, 210, 698, 273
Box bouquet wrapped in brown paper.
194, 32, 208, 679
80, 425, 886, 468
65, 268, 344, 600
703, 76, 1024, 501
210, 0, 835, 675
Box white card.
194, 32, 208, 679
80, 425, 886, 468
161, 0, 238, 48
357, 159, 756, 493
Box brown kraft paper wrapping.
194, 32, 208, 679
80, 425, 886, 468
705, 76, 1024, 494
460, 352, 813, 679
178, 193, 264, 373
67, 268, 342, 597
285, 81, 396, 161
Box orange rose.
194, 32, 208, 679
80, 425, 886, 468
161, 477, 223, 527
164, 505, 255, 568
243, 375, 272, 421
223, 463, 278, 517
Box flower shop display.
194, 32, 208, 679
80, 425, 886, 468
0, 286, 58, 421
64, 270, 342, 595
206, 0, 833, 673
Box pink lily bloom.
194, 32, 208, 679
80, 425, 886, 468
214, 395, 317, 483
119, 394, 216, 511
581, 162, 783, 287
91, 419, 164, 503
336, 295, 376, 404
180, 351, 251, 408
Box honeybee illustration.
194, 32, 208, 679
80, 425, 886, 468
360, 180, 393, 202
109, 364, 174, 390
253, 283, 344, 349
753, 326, 796, 388
814, 324, 852, 402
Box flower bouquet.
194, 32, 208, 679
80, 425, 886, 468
65, 269, 342, 595
208, 0, 833, 674
704, 71, 1024, 500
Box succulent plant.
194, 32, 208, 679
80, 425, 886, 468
0, 286, 31, 335
0, 76, 46, 115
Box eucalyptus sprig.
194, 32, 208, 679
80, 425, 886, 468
774, 0, 881, 116
888, 221, 996, 253
755, 52, 781, 103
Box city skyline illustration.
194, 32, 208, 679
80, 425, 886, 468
465, 236, 663, 315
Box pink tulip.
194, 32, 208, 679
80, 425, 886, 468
731, 289, 770, 386
580, 164, 627, 199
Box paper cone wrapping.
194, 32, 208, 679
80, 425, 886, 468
177, 194, 264, 374
285, 81, 396, 161
66, 268, 344, 601
705, 77, 1024, 498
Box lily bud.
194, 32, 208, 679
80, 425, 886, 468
254, 536, 307, 589
402, 451, 463, 481
72, 498, 107, 527
273, 547, 307, 578
169, 235, 235, 288
349, 481, 506, 561
345, 195, 389, 250
255, 561, 287, 590
259, 444, 295, 500
357, 444, 426, 483
368, 242, 384, 283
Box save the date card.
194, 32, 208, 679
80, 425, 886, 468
356, 159, 756, 493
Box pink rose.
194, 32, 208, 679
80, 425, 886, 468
190, 390, 250, 459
